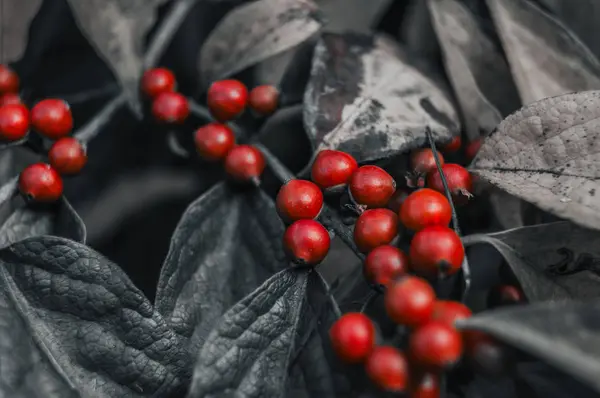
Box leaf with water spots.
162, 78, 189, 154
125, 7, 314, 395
469, 91, 600, 230
303, 32, 460, 164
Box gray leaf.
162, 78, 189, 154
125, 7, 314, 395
462, 221, 600, 301
199, 0, 322, 87
317, 0, 393, 33
187, 269, 307, 398
427, 0, 520, 140
66, 0, 167, 114
469, 91, 600, 230
0, 0, 42, 63
0, 236, 190, 397
155, 182, 287, 357
486, 0, 600, 104
487, 187, 526, 230
303, 32, 460, 164
400, 0, 440, 62
457, 299, 600, 395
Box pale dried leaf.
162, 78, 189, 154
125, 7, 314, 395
199, 0, 322, 87
469, 91, 600, 230
303, 32, 460, 163
462, 221, 600, 301
486, 0, 600, 104
0, 0, 42, 63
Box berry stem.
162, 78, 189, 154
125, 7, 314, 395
425, 128, 471, 301
315, 270, 342, 319
254, 143, 294, 182
74, 94, 127, 144
359, 290, 380, 313
166, 131, 190, 158
52, 84, 120, 105
188, 99, 247, 141
143, 0, 200, 68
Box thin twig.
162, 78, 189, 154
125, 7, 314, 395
74, 94, 127, 144
315, 270, 342, 319
360, 290, 380, 313
54, 84, 120, 105
166, 131, 191, 158
188, 98, 248, 142
425, 128, 471, 301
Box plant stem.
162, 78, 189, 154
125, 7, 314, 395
74, 94, 127, 144
55, 84, 120, 105
166, 131, 190, 158
188, 98, 248, 142
425, 128, 471, 301
315, 270, 342, 319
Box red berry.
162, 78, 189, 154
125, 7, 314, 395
329, 312, 375, 363
152, 92, 189, 124
31, 99, 73, 139
0, 104, 29, 141
364, 245, 409, 287
18, 163, 63, 202
409, 372, 440, 398
0, 65, 19, 94
465, 138, 482, 160
276, 179, 323, 223
311, 150, 358, 190
385, 276, 436, 328
283, 219, 330, 265
431, 301, 472, 326
410, 226, 464, 277
48, 137, 87, 175
409, 321, 463, 369
207, 79, 248, 122
442, 136, 461, 153
427, 163, 473, 202
487, 285, 525, 308
141, 68, 176, 99
224, 145, 265, 182
410, 149, 444, 175
467, 336, 513, 377
387, 188, 409, 213
365, 346, 409, 392
0, 93, 21, 106
194, 123, 235, 161
354, 208, 398, 253
399, 188, 451, 231
249, 85, 279, 115
349, 165, 396, 207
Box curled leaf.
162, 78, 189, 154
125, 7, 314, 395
187, 269, 307, 397
199, 0, 322, 87
462, 221, 600, 301
0, 0, 42, 63
469, 91, 600, 231
0, 236, 190, 397
303, 32, 460, 164
486, 0, 600, 104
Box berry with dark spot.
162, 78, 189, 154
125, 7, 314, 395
409, 226, 464, 277
18, 163, 63, 202
283, 219, 330, 266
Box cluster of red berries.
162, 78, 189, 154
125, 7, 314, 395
441, 135, 482, 161
0, 65, 87, 203
141, 68, 280, 182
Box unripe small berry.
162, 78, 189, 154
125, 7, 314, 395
249, 85, 279, 115
18, 163, 63, 202
207, 79, 248, 122
48, 137, 87, 175
31, 99, 73, 139
194, 123, 235, 161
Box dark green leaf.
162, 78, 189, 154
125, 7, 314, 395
0, 236, 190, 397
187, 269, 307, 398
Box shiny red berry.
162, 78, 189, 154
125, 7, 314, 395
224, 145, 265, 182
0, 93, 21, 106
0, 65, 19, 94
409, 372, 440, 398
276, 179, 323, 223
354, 208, 398, 253
410, 226, 464, 277
207, 79, 248, 122
487, 285, 525, 308
410, 149, 444, 175
194, 123, 235, 161
31, 99, 73, 139
311, 150, 358, 190
399, 188, 451, 231
48, 137, 87, 175
349, 165, 396, 208
249, 85, 279, 115
18, 163, 63, 202
427, 163, 473, 202
283, 219, 330, 266
329, 312, 375, 363
431, 301, 471, 326
465, 138, 482, 160
410, 321, 463, 369
364, 245, 408, 287
141, 68, 176, 99
442, 136, 461, 153
0, 104, 29, 141
385, 276, 436, 328
365, 346, 409, 392
152, 92, 189, 124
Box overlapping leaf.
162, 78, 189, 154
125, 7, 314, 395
0, 236, 190, 397
469, 91, 600, 231
199, 0, 322, 87
486, 0, 600, 104
155, 182, 287, 356
303, 32, 460, 164
66, 0, 167, 114
0, 0, 42, 63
